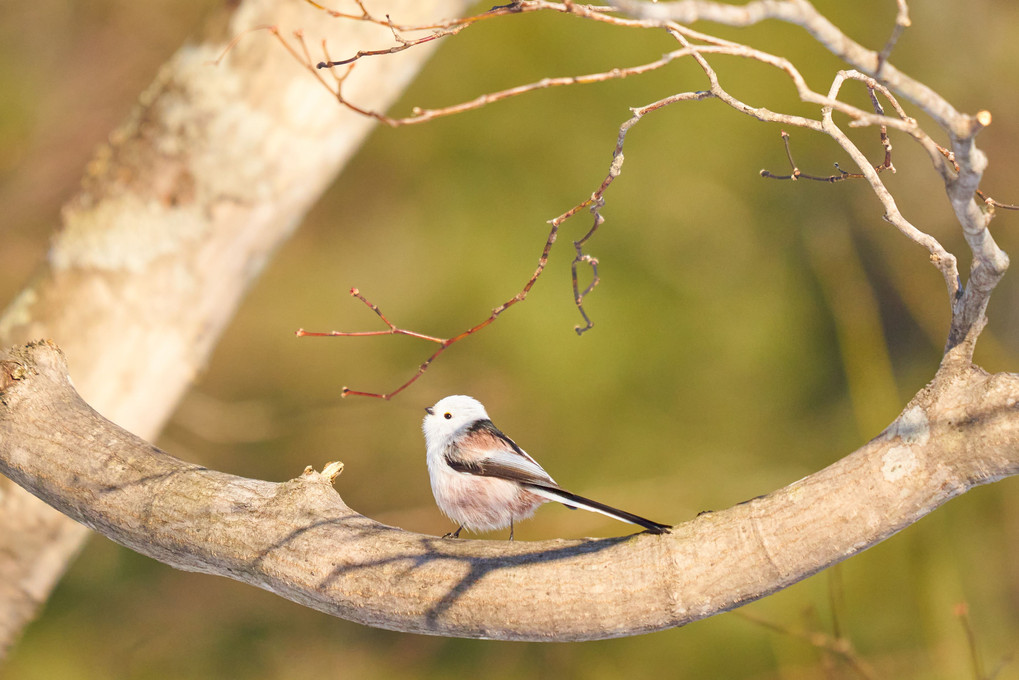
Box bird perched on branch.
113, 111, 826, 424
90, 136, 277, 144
422, 395, 671, 540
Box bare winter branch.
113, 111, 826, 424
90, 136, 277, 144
297, 83, 717, 398
286, 1, 1009, 393
876, 0, 911, 73
736, 610, 878, 680
296, 208, 562, 398
760, 129, 893, 182
977, 191, 1019, 212
554, 89, 715, 334
0, 0, 476, 655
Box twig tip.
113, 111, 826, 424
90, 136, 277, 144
322, 461, 345, 481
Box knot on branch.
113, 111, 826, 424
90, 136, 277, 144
0, 340, 66, 401
267, 460, 357, 520
0, 358, 29, 392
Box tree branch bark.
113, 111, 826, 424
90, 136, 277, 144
2, 341, 1016, 642
0, 0, 471, 655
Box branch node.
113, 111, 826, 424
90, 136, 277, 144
0, 360, 29, 388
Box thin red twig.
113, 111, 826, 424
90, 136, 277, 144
295, 210, 562, 399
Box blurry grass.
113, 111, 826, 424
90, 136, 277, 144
3, 1, 1019, 679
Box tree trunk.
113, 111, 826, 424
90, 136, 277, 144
0, 0, 471, 657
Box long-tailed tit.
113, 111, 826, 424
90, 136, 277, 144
422, 395, 671, 539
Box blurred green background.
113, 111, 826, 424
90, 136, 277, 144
3, 1, 1019, 678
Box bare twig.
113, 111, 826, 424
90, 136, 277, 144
761, 85, 896, 182
315, 21, 465, 68
303, 0, 573, 31
955, 602, 987, 680
554, 89, 714, 334
760, 128, 893, 182
827, 565, 845, 641
976, 190, 1019, 212
602, 0, 1005, 359
821, 70, 961, 301
296, 211, 564, 398
664, 26, 963, 301
298, 84, 711, 392
876, 0, 911, 74
953, 602, 1015, 680
736, 609, 879, 680
284, 3, 929, 133
278, 0, 1006, 390
607, 0, 978, 136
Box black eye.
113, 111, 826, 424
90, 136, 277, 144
444, 412, 452, 420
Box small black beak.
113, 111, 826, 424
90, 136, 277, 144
425, 407, 434, 415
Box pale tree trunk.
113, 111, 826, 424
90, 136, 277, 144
0, 0, 471, 657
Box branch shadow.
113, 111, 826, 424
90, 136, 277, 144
285, 516, 639, 631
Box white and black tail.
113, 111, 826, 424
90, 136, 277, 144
525, 484, 671, 534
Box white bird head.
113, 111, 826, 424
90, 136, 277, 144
422, 395, 490, 446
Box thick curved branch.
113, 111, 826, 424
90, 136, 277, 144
2, 342, 1017, 641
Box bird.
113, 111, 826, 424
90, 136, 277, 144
422, 395, 671, 539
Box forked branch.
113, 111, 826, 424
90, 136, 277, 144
286, 0, 1007, 394
297, 88, 714, 397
